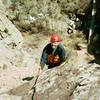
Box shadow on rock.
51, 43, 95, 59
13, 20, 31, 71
88, 55, 100, 65
22, 76, 34, 81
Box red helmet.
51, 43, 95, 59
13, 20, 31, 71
50, 34, 61, 43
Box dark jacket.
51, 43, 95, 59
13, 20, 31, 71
40, 43, 66, 69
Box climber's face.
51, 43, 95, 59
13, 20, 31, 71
52, 41, 60, 49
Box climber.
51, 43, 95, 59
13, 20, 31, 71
40, 34, 69, 70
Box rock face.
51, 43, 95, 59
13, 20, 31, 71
0, 13, 23, 45
5, 50, 100, 100
0, 0, 23, 67
32, 57, 100, 100
0, 0, 36, 98
33, 66, 79, 100
0, 0, 23, 46
6, 57, 100, 100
